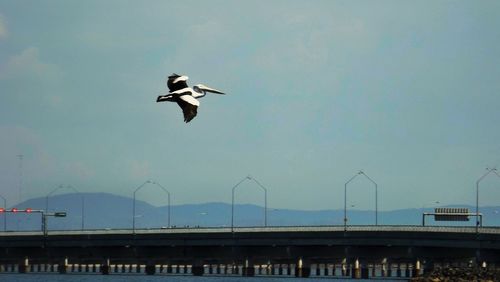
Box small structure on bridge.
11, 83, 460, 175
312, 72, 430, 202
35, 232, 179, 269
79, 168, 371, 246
422, 207, 481, 226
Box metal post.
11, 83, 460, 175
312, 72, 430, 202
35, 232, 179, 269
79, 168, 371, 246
344, 171, 362, 231
0, 195, 6, 231
132, 180, 151, 233
42, 212, 47, 236
231, 175, 268, 231
67, 185, 85, 231
476, 168, 500, 233
41, 211, 66, 236
132, 180, 171, 231
422, 213, 426, 226
360, 172, 378, 226
344, 171, 378, 230
82, 196, 85, 230
231, 176, 250, 232
251, 177, 268, 227
152, 182, 172, 228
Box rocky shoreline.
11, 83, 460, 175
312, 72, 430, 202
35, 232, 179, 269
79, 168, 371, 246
411, 267, 500, 282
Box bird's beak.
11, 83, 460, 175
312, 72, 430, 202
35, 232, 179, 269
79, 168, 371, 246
198, 84, 225, 94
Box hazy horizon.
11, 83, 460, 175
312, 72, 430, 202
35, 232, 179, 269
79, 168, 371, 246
11, 191, 500, 213
7, 192, 499, 229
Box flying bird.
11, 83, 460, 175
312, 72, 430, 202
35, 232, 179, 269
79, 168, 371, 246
156, 73, 225, 123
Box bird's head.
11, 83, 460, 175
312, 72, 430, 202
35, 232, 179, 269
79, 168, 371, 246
193, 84, 225, 95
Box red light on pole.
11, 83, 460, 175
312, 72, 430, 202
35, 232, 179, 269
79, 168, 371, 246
26, 208, 32, 213
0, 208, 4, 213
11, 208, 18, 213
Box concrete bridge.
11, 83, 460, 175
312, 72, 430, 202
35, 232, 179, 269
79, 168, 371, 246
1, 225, 499, 279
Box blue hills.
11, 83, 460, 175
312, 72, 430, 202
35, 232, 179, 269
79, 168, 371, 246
3, 192, 499, 231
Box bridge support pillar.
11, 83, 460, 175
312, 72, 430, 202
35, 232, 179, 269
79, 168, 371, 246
351, 259, 361, 279
242, 258, 255, 276
380, 258, 388, 277
412, 259, 421, 277
387, 264, 392, 277
360, 262, 369, 279
424, 259, 436, 276
242, 266, 255, 276
405, 263, 411, 277
192, 261, 204, 276
101, 259, 110, 275
145, 264, 155, 275
18, 258, 29, 274
341, 262, 345, 276
295, 258, 310, 278
58, 258, 68, 274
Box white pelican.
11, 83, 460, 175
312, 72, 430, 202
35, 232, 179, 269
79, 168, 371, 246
156, 73, 225, 123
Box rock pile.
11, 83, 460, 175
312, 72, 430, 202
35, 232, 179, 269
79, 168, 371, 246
412, 266, 500, 282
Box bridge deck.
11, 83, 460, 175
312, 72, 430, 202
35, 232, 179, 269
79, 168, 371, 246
2, 225, 500, 236
1, 225, 499, 267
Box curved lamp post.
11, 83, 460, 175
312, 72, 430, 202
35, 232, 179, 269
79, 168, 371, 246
46, 185, 84, 230
231, 175, 268, 232
132, 180, 171, 234
0, 195, 6, 231
151, 181, 171, 228
344, 170, 378, 231
476, 168, 500, 233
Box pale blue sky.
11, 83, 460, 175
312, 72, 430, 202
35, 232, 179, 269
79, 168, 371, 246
1, 1, 499, 211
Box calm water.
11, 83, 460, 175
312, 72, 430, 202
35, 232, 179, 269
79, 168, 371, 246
0, 274, 406, 282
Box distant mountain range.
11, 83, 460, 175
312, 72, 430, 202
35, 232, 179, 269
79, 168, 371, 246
2, 192, 499, 231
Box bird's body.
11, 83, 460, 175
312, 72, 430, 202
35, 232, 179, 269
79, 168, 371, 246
156, 74, 225, 123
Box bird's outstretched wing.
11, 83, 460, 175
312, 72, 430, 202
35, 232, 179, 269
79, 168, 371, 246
177, 95, 200, 123
167, 73, 189, 92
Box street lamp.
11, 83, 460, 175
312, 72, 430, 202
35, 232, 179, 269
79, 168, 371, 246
476, 168, 500, 233
251, 177, 268, 227
132, 180, 151, 233
231, 175, 268, 232
344, 170, 378, 231
132, 180, 171, 233
0, 195, 6, 231
151, 181, 171, 229
45, 185, 84, 231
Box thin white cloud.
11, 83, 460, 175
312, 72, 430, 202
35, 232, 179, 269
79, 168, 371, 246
0, 125, 55, 203
65, 161, 95, 181
166, 20, 229, 69
0, 15, 7, 39
129, 160, 151, 180
253, 14, 371, 74
0, 125, 98, 202
0, 47, 64, 107
0, 47, 62, 80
